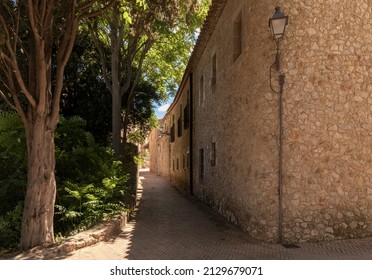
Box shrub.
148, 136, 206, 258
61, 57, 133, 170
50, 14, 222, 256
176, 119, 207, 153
0, 112, 27, 215
54, 116, 130, 236
0, 202, 23, 249
0, 113, 132, 248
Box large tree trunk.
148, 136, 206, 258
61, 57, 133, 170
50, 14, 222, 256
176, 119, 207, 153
20, 116, 56, 250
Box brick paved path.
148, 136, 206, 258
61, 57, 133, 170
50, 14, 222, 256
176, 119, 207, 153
57, 170, 372, 259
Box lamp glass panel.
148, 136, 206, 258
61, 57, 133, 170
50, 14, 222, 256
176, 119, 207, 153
271, 18, 287, 39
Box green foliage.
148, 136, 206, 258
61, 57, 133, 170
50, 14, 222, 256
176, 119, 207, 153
54, 115, 130, 236
0, 113, 132, 249
60, 28, 112, 145
0, 112, 26, 214
143, 0, 212, 96
0, 202, 23, 249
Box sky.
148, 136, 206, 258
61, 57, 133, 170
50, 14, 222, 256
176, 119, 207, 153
154, 101, 172, 119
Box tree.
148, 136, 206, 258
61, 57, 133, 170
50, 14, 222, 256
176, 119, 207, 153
60, 27, 165, 145
61, 28, 112, 145
0, 0, 115, 250
88, 0, 210, 155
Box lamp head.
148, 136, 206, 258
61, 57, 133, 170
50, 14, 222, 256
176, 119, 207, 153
269, 7, 289, 40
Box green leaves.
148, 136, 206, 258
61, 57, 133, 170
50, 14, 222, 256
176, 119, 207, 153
123, 10, 132, 24
54, 116, 130, 236
0, 113, 132, 244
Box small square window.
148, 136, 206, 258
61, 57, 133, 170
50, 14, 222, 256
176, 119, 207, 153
199, 148, 205, 180
212, 53, 217, 87
199, 75, 204, 106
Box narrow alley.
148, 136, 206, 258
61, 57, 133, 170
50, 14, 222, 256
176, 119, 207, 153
12, 170, 372, 260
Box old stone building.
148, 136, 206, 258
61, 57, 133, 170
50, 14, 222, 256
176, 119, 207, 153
149, 0, 372, 243
149, 75, 191, 189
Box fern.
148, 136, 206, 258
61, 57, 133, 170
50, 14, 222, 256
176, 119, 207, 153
0, 112, 26, 215
85, 131, 96, 149
0, 202, 23, 249
0, 113, 132, 244
0, 112, 23, 132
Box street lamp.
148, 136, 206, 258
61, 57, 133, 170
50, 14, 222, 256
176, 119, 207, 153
269, 7, 289, 41
269, 7, 288, 71
268, 7, 288, 245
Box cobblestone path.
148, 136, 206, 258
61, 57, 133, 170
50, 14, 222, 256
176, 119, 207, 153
54, 170, 372, 259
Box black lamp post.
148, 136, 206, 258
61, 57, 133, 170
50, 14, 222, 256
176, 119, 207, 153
269, 7, 288, 71
269, 7, 288, 245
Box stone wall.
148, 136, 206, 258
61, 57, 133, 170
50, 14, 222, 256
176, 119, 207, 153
192, 0, 280, 242
168, 76, 191, 191
191, 0, 372, 243
280, 0, 372, 242
149, 0, 372, 243
149, 78, 191, 189
148, 126, 159, 173
149, 117, 171, 179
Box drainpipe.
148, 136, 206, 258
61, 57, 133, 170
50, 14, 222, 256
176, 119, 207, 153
189, 72, 194, 195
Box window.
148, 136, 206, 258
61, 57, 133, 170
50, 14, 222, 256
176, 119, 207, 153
178, 104, 183, 137
183, 103, 190, 129
211, 142, 216, 166
173, 159, 175, 171
212, 53, 217, 87
199, 75, 204, 106
170, 124, 175, 142
170, 115, 175, 142
187, 151, 190, 169
184, 93, 190, 129
177, 158, 179, 170
233, 11, 242, 62
183, 154, 186, 170
199, 148, 205, 181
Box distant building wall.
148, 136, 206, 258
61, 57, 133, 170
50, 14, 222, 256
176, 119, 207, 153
148, 126, 159, 173
149, 117, 171, 179
167, 76, 191, 191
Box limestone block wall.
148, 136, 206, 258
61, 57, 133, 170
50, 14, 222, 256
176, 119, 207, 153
149, 117, 172, 179
192, 0, 280, 242
280, 0, 372, 242
157, 134, 171, 179
148, 127, 159, 173
150, 0, 372, 243
191, 0, 372, 243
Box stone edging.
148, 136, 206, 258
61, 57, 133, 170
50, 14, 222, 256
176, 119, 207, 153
10, 212, 130, 260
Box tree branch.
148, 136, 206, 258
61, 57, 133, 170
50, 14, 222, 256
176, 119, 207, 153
51, 10, 79, 127
88, 22, 113, 93
0, 89, 17, 111
126, 40, 153, 104
0, 15, 37, 109
27, 0, 41, 41
78, 0, 117, 20
77, 0, 96, 13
